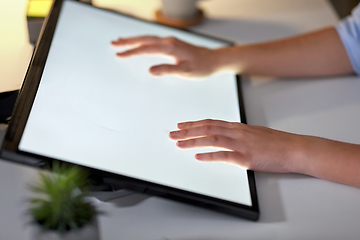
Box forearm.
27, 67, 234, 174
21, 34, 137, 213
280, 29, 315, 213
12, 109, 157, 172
291, 135, 360, 187
214, 27, 354, 77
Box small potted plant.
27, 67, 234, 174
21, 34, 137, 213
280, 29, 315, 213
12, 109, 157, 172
28, 162, 100, 240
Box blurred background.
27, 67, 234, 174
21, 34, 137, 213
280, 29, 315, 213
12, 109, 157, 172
26, 0, 360, 46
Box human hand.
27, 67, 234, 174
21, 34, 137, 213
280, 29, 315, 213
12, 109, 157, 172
111, 36, 223, 78
169, 119, 304, 173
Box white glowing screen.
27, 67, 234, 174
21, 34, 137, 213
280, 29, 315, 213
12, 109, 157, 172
19, 0, 251, 206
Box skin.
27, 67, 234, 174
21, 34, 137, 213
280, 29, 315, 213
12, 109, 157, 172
111, 27, 353, 77
111, 27, 360, 187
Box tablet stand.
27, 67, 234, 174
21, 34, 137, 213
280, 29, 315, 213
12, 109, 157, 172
89, 188, 135, 202
88, 177, 136, 202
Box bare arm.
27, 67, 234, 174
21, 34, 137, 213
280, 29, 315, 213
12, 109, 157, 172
218, 27, 353, 77
169, 119, 360, 187
112, 27, 354, 78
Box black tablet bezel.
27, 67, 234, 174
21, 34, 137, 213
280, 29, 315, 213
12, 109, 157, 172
0, 0, 259, 221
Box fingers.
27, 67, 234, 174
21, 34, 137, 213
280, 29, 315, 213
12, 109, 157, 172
169, 125, 235, 140
176, 135, 238, 151
196, 151, 236, 161
150, 64, 181, 76
170, 120, 250, 169
170, 119, 241, 150
116, 44, 172, 57
111, 36, 162, 47
177, 119, 237, 130
195, 151, 248, 169
150, 62, 190, 76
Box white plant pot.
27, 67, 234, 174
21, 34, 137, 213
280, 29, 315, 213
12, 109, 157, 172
32, 221, 100, 240
161, 0, 199, 19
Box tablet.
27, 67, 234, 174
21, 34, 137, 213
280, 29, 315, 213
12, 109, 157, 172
1, 0, 259, 220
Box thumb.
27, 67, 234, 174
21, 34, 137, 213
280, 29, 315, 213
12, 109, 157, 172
195, 151, 249, 169
150, 62, 191, 77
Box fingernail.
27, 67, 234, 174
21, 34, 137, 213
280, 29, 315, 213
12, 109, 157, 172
169, 131, 177, 138
178, 122, 186, 128
176, 141, 184, 147
195, 154, 202, 160
151, 68, 160, 75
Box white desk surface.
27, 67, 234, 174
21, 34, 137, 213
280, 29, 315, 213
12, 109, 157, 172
2, 0, 360, 239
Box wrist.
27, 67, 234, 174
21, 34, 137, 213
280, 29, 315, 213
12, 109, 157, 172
284, 134, 312, 174
212, 47, 243, 74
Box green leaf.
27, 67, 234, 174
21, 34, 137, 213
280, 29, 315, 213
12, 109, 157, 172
27, 161, 100, 234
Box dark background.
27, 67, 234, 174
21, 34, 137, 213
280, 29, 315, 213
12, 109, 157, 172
330, 0, 359, 18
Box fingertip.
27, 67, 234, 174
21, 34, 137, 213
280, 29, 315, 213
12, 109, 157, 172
169, 131, 177, 139
111, 39, 122, 45
195, 153, 203, 160
150, 64, 181, 76
116, 52, 125, 58
176, 141, 186, 148
150, 67, 161, 75
177, 122, 188, 129
177, 122, 184, 128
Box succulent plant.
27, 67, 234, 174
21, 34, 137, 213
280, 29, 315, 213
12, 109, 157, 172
28, 162, 98, 234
